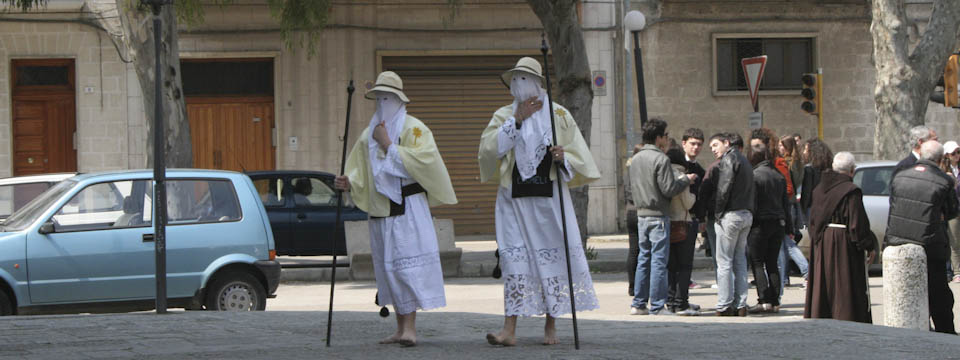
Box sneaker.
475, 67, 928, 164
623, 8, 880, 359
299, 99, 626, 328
710, 284, 718, 289
769, 305, 780, 313
747, 304, 769, 314
689, 281, 704, 289
737, 307, 747, 317
630, 306, 649, 315
952, 275, 960, 284
651, 308, 675, 315
716, 308, 738, 316
688, 303, 701, 311
676, 308, 700, 316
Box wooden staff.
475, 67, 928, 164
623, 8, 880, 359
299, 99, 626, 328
540, 35, 581, 350
326, 79, 354, 347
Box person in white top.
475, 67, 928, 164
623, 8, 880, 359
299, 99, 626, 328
478, 57, 601, 346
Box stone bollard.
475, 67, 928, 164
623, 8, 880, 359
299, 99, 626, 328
882, 244, 928, 330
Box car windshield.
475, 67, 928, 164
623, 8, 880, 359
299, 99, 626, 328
3, 180, 75, 231
0, 181, 56, 219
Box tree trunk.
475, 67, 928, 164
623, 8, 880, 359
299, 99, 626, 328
871, 0, 960, 160
118, 2, 192, 168
527, 0, 594, 246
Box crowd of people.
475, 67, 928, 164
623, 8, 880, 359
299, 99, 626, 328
625, 121, 958, 334
333, 58, 958, 348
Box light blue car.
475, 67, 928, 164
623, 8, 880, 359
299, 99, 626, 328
0, 169, 280, 315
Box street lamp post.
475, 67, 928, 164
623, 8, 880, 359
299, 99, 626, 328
142, 0, 173, 314
624, 11, 648, 131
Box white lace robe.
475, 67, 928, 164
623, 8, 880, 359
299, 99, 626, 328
369, 145, 446, 315
494, 117, 599, 317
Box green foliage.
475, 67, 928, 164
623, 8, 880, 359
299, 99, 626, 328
0, 0, 45, 12
268, 0, 331, 56
584, 245, 598, 260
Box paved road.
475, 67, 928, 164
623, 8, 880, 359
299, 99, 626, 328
3, 273, 960, 359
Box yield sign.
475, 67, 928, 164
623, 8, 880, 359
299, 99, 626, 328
741, 55, 768, 112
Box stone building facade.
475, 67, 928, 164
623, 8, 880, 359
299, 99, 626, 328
0, 0, 956, 235
0, 0, 623, 235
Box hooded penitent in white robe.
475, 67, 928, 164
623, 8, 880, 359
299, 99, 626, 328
343, 92, 457, 315
477, 75, 601, 317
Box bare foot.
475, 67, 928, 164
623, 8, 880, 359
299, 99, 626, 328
378, 333, 401, 344
486, 332, 517, 347
543, 323, 557, 345
542, 315, 558, 345
396, 334, 417, 347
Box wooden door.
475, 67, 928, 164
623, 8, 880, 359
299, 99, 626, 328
187, 97, 275, 172
11, 59, 77, 176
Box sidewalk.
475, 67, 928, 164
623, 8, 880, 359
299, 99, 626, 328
279, 234, 712, 281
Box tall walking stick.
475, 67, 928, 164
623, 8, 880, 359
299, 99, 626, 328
326, 79, 355, 347
541, 36, 580, 350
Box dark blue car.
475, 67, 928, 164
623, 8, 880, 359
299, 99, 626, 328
246, 171, 367, 256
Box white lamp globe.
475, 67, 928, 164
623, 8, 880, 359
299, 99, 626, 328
624, 11, 646, 32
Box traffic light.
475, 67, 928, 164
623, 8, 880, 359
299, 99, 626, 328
946, 54, 958, 108
931, 53, 959, 108
801, 73, 820, 115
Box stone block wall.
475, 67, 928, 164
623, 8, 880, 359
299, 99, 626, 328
625, 1, 959, 166
0, 22, 129, 176
180, 1, 622, 234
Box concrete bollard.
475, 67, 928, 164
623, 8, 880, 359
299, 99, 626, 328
882, 244, 928, 330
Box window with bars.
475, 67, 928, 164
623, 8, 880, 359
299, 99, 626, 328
716, 37, 815, 92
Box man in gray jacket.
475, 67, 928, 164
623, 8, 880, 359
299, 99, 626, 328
629, 118, 697, 315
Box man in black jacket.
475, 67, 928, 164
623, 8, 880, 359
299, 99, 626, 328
895, 125, 938, 171
666, 128, 706, 315
746, 145, 792, 314
708, 133, 755, 316
886, 140, 956, 334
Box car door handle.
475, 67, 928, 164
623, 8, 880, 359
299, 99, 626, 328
143, 234, 155, 242
296, 213, 306, 220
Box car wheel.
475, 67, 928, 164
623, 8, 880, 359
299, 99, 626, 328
0, 290, 13, 316
205, 271, 266, 311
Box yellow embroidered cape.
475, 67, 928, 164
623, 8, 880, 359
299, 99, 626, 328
478, 103, 601, 188
344, 115, 458, 217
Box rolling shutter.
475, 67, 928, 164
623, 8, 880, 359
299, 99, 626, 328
382, 54, 553, 235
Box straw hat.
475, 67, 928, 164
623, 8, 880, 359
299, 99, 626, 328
365, 71, 410, 103
500, 57, 545, 88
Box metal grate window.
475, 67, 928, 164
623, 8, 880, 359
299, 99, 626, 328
181, 59, 274, 96
15, 66, 70, 86
717, 37, 814, 91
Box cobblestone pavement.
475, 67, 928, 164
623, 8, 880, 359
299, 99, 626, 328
3, 273, 960, 359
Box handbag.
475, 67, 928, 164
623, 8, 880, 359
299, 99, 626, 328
670, 221, 688, 243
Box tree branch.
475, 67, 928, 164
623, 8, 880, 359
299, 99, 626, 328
908, 0, 960, 88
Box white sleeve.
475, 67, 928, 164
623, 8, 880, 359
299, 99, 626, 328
380, 144, 411, 179
559, 158, 574, 183
497, 117, 520, 158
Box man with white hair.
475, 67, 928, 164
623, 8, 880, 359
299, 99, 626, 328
479, 57, 601, 346
896, 125, 938, 170
805, 151, 876, 323
885, 141, 957, 334
336, 71, 458, 346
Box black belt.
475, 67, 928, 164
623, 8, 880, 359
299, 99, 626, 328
371, 183, 426, 219
512, 151, 554, 198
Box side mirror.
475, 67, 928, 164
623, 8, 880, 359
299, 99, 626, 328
38, 221, 55, 235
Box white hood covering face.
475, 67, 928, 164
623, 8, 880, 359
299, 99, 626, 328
368, 91, 407, 203
509, 74, 551, 180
